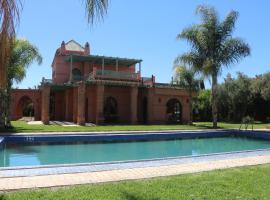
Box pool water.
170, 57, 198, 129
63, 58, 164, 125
1, 136, 270, 167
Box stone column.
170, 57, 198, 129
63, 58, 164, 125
41, 85, 50, 124
77, 83, 86, 125
130, 86, 138, 124
95, 84, 104, 124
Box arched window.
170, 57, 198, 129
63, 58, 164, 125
104, 97, 118, 123
166, 98, 182, 123
72, 68, 82, 81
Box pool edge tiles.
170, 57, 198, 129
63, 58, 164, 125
3, 130, 234, 144
1, 148, 270, 178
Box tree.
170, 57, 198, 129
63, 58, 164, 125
217, 72, 252, 122
0, 0, 21, 126
175, 5, 250, 128
193, 89, 212, 121
5, 39, 42, 126
0, 0, 108, 127
173, 65, 202, 124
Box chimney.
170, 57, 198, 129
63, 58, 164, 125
84, 42, 90, 55
60, 41, 65, 55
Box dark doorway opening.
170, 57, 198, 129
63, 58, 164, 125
17, 96, 35, 120
142, 97, 148, 124
166, 98, 182, 123
85, 98, 89, 122
104, 97, 118, 123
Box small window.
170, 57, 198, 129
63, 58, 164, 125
72, 68, 82, 81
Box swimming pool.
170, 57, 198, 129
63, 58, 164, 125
1, 130, 270, 168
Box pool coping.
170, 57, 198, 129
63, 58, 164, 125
1, 152, 270, 191
1, 148, 270, 178
2, 128, 266, 136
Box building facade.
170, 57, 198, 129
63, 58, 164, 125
11, 40, 193, 125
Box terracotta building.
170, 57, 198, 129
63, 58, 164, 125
10, 40, 192, 125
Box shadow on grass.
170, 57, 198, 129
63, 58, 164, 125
122, 191, 160, 200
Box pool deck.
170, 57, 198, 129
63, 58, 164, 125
1, 129, 270, 191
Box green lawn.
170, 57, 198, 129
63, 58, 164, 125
2, 164, 270, 200
0, 121, 268, 133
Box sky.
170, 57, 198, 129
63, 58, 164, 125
15, 0, 270, 88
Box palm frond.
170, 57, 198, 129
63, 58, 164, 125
196, 5, 219, 29
0, 0, 21, 88
220, 38, 250, 67
219, 11, 239, 39
84, 0, 108, 25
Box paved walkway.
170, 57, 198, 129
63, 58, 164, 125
1, 154, 270, 191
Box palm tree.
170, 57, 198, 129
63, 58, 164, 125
0, 0, 21, 126
175, 5, 250, 128
173, 65, 202, 124
5, 39, 42, 126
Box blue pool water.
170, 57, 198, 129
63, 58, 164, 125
1, 136, 270, 167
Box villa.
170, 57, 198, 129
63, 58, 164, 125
10, 40, 192, 125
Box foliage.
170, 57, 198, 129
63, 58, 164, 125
194, 72, 270, 122
7, 39, 42, 86
176, 5, 250, 128
217, 72, 252, 122
4, 39, 42, 126
193, 89, 212, 121
173, 65, 202, 123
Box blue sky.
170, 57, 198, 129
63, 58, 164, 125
15, 0, 270, 88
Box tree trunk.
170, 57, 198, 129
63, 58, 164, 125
0, 89, 7, 128
188, 89, 193, 125
212, 74, 218, 128
5, 82, 12, 128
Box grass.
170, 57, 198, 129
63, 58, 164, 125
0, 121, 268, 133
2, 164, 270, 199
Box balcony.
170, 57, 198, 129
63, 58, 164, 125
87, 68, 141, 82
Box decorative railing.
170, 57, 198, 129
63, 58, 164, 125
86, 68, 141, 81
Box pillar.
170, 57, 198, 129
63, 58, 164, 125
65, 89, 70, 121
95, 84, 104, 124
77, 83, 86, 125
72, 87, 78, 123
41, 85, 50, 124
130, 86, 138, 124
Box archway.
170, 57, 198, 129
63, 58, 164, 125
166, 98, 182, 123
72, 68, 83, 81
16, 96, 35, 120
104, 97, 118, 123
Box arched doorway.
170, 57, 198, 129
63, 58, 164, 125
166, 98, 182, 123
72, 68, 83, 81
104, 97, 118, 123
16, 96, 35, 120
